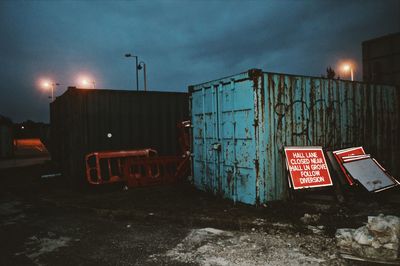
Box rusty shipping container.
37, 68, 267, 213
189, 69, 400, 205
50, 88, 188, 181
0, 115, 14, 158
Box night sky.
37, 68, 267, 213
0, 0, 399, 123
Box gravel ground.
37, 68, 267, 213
149, 227, 343, 266
1, 162, 398, 265
0, 195, 189, 265
1, 195, 345, 266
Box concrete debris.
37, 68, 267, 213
149, 227, 338, 265
252, 218, 266, 226
336, 214, 400, 261
300, 213, 321, 225
202, 228, 226, 235
271, 222, 294, 230
307, 225, 325, 235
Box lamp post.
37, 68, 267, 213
42, 81, 59, 101
80, 78, 96, 89
138, 61, 147, 91
342, 64, 354, 81
125, 53, 139, 91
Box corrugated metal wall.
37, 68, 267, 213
0, 124, 14, 158
263, 72, 400, 202
50, 88, 189, 181
190, 69, 400, 204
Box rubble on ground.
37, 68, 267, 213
300, 213, 321, 225
336, 214, 400, 261
149, 227, 341, 265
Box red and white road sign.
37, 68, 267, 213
284, 146, 333, 190
333, 146, 366, 185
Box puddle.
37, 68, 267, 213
16, 233, 73, 264
0, 199, 26, 225
0, 200, 23, 215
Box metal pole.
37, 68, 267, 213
51, 83, 54, 101
125, 53, 140, 91
143, 63, 147, 91
350, 68, 354, 81
135, 56, 139, 91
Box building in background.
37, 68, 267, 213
14, 120, 50, 149
362, 32, 400, 87
0, 115, 14, 158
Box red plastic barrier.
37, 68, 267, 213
123, 155, 190, 188
85, 120, 192, 187
85, 149, 157, 185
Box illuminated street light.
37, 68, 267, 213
79, 77, 96, 89
41, 80, 59, 101
125, 53, 139, 91
138, 61, 147, 91
341, 63, 354, 81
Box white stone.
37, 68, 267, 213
353, 226, 373, 245
383, 242, 399, 250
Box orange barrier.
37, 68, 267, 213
85, 121, 191, 187
85, 149, 157, 184
123, 155, 190, 188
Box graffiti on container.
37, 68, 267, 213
273, 98, 361, 147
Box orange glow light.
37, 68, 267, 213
337, 60, 355, 81
78, 75, 95, 89
41, 80, 52, 89
342, 64, 351, 72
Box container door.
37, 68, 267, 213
219, 80, 257, 204
191, 78, 258, 205
192, 85, 220, 193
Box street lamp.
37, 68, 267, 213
341, 63, 354, 81
125, 53, 139, 91
138, 61, 147, 91
42, 80, 59, 101
79, 77, 96, 89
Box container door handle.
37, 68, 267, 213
211, 142, 221, 152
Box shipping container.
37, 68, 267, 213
50, 88, 188, 182
0, 115, 14, 158
189, 69, 400, 205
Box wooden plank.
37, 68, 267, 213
340, 253, 400, 265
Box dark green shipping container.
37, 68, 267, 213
50, 88, 188, 182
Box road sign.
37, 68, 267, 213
333, 146, 366, 185
284, 146, 333, 190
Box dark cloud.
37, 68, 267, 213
0, 0, 399, 122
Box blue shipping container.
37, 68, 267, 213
189, 69, 400, 205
